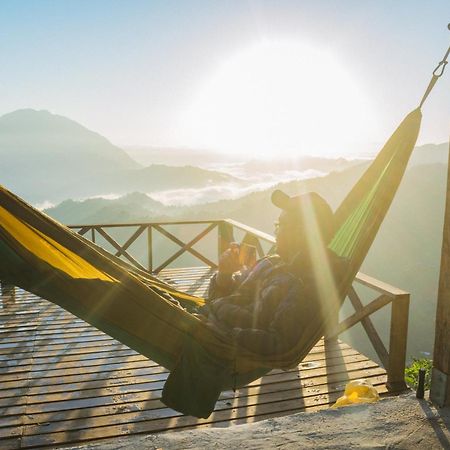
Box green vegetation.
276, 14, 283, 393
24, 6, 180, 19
405, 358, 433, 390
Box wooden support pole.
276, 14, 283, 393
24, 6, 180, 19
386, 294, 409, 391
1, 281, 15, 307
147, 226, 153, 273
431, 142, 450, 407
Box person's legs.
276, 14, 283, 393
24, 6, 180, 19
212, 302, 254, 329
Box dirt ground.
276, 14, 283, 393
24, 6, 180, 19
64, 392, 450, 449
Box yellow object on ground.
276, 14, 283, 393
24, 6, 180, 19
332, 379, 380, 408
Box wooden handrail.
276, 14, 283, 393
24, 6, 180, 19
68, 220, 221, 228
223, 219, 276, 244
355, 272, 409, 298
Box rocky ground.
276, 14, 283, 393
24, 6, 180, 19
64, 392, 450, 449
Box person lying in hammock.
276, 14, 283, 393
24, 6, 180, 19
202, 189, 346, 355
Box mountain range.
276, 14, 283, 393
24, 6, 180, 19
0, 109, 238, 203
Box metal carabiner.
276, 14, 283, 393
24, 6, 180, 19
433, 60, 448, 77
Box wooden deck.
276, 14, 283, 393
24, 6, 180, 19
0, 267, 395, 449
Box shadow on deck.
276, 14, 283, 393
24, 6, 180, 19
0, 266, 401, 450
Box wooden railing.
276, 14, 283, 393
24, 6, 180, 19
68, 218, 409, 391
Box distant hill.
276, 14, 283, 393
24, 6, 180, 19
0, 110, 238, 203
355, 162, 446, 361
49, 192, 168, 225
123, 145, 240, 167
45, 161, 367, 225
0, 109, 139, 168
124, 145, 365, 175
0, 109, 140, 202
408, 142, 449, 166
108, 164, 237, 194
240, 155, 364, 176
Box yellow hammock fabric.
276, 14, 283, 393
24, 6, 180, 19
0, 107, 422, 417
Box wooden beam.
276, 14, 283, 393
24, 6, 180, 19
114, 225, 147, 258
355, 272, 409, 298
224, 219, 275, 244
431, 142, 450, 407
147, 226, 153, 273
347, 287, 389, 368
328, 293, 392, 337
76, 226, 91, 237
153, 224, 217, 272
94, 227, 147, 272
68, 220, 220, 229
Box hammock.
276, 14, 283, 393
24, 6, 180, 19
0, 49, 447, 418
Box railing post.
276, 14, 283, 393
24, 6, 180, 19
1, 281, 15, 307
386, 293, 410, 391
218, 221, 234, 258
431, 142, 450, 406
147, 226, 153, 272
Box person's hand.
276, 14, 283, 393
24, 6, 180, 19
218, 243, 241, 275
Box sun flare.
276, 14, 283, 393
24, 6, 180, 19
179, 40, 378, 159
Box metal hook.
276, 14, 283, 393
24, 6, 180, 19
433, 60, 448, 77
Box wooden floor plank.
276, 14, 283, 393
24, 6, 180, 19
0, 267, 398, 449
0, 350, 373, 387
20, 380, 391, 448
0, 359, 381, 417
0, 353, 373, 406
0, 344, 356, 378
0, 338, 345, 372
20, 374, 389, 439
20, 376, 389, 442
0, 348, 365, 392
4, 366, 386, 430
1, 344, 357, 376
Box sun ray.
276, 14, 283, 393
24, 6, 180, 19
299, 196, 341, 336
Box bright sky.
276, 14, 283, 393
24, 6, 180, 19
1, 0, 449, 158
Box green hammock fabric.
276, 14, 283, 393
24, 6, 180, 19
0, 107, 422, 418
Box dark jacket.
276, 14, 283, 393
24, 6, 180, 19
206, 251, 347, 355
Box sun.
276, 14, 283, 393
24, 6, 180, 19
179, 40, 378, 159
